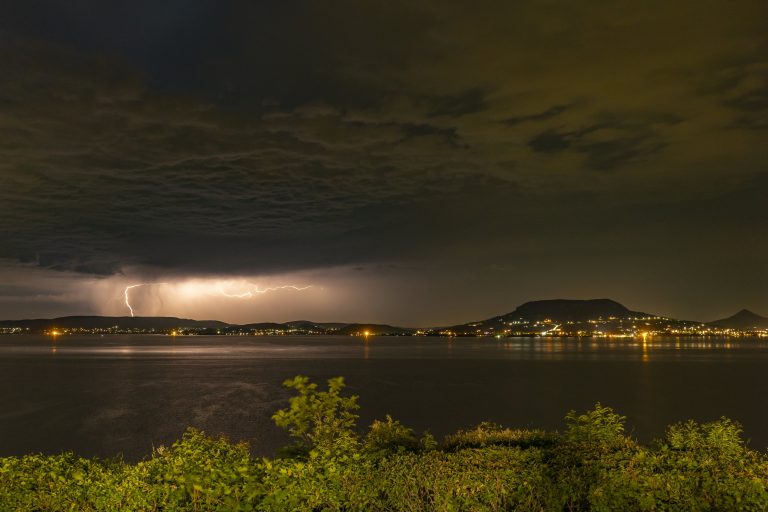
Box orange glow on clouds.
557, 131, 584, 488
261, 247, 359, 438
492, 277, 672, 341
122, 279, 314, 317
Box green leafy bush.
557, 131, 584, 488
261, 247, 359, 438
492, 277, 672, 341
443, 421, 552, 451
271, 375, 360, 456
544, 403, 640, 510
563, 402, 628, 446
0, 453, 153, 511
142, 428, 263, 511
373, 446, 558, 511
2, 377, 768, 511
364, 414, 421, 455
590, 418, 768, 511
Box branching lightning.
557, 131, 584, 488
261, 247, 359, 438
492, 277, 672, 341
216, 284, 312, 298
123, 283, 168, 317
123, 281, 313, 316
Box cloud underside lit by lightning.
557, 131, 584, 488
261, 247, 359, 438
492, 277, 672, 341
122, 282, 312, 317
216, 284, 313, 299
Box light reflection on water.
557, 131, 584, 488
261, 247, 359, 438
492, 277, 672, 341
1, 334, 768, 461
2, 335, 760, 360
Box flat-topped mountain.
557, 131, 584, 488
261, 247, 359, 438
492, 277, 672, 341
446, 298, 652, 334
708, 309, 768, 330
504, 298, 648, 322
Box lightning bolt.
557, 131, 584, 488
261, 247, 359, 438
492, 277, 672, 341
217, 285, 254, 298
123, 283, 168, 317
123, 281, 313, 316
216, 284, 312, 298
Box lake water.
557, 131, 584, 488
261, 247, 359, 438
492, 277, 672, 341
1, 335, 767, 461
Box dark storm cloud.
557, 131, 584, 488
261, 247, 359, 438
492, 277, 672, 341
721, 66, 768, 130
528, 130, 573, 153
0, 0, 767, 321
399, 123, 464, 148
0, 34, 504, 275
425, 88, 488, 118
503, 104, 570, 126
528, 113, 679, 170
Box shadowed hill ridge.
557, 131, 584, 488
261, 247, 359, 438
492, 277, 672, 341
0, 316, 228, 330
708, 309, 768, 330
503, 299, 648, 322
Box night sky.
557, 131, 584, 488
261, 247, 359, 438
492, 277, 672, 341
0, 1, 766, 325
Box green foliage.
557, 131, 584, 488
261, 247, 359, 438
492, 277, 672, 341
564, 402, 627, 446
663, 417, 746, 459
271, 375, 360, 455
364, 414, 420, 455
258, 451, 376, 511
588, 418, 768, 511
142, 428, 264, 511
0, 452, 153, 511
444, 421, 553, 451
2, 379, 768, 512
551, 404, 638, 510
261, 376, 372, 510
373, 447, 558, 511
419, 430, 438, 452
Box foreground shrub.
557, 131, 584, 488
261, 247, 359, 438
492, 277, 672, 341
142, 428, 263, 511
591, 419, 768, 511
272, 375, 360, 457
548, 403, 639, 510
258, 451, 377, 511
364, 414, 421, 455
443, 421, 553, 451
3, 377, 768, 511
0, 453, 153, 511
373, 446, 558, 511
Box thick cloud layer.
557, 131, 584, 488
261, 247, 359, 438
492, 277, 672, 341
0, 1, 766, 323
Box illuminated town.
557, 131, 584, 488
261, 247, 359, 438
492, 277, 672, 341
433, 316, 768, 338
1, 307, 766, 338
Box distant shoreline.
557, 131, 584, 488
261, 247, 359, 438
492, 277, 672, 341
2, 299, 767, 337
1, 331, 767, 338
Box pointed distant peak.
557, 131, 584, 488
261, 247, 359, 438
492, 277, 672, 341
709, 309, 768, 329
726, 309, 766, 321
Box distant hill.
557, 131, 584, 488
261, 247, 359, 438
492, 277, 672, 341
505, 298, 648, 322
0, 316, 229, 330
0, 316, 404, 335
708, 309, 768, 330
238, 322, 289, 331
284, 320, 347, 330
3, 301, 765, 336
448, 299, 651, 333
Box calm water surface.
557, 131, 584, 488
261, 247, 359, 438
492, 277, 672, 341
1, 335, 767, 460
